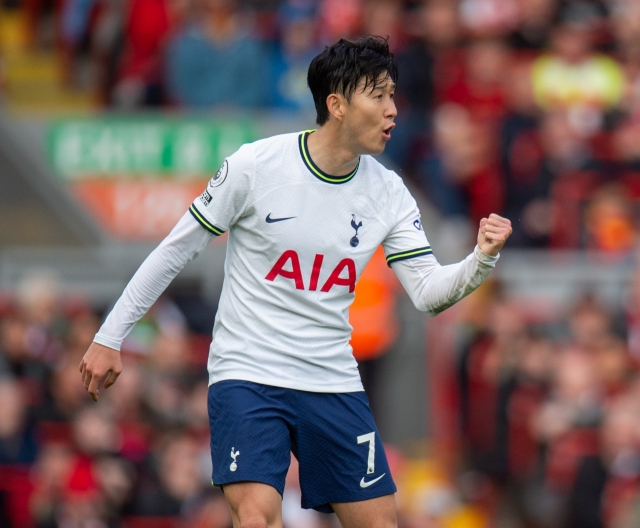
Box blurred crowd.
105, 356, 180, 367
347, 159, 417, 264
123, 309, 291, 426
5, 0, 640, 251
0, 268, 478, 528
0, 271, 239, 528
6, 0, 640, 527
440, 272, 640, 528
3, 267, 640, 528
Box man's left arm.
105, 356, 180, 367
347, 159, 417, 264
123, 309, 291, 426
381, 181, 511, 315
389, 214, 511, 315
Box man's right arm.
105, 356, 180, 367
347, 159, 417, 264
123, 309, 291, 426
81, 143, 256, 401
79, 212, 214, 401
94, 211, 213, 350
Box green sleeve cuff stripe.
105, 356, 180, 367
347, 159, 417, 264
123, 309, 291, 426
386, 247, 433, 266
189, 205, 225, 236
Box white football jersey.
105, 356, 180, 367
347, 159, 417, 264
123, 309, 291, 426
189, 131, 432, 392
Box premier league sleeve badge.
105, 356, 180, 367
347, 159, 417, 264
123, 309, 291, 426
208, 159, 229, 188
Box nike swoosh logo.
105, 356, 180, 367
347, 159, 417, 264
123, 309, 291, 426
360, 473, 386, 488
266, 213, 296, 223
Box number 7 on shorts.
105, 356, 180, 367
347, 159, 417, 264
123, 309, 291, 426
357, 432, 376, 475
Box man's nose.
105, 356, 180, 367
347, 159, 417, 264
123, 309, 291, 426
386, 99, 397, 119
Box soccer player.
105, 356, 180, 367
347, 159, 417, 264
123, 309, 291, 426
79, 36, 512, 528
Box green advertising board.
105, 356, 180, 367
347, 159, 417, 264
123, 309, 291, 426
48, 117, 256, 179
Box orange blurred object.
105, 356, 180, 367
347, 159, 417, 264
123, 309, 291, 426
349, 246, 399, 361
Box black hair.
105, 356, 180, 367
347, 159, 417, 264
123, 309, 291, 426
307, 35, 398, 126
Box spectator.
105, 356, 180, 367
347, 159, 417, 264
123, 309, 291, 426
418, 103, 504, 224
165, 0, 270, 108
183, 380, 210, 433
530, 347, 603, 526
317, 0, 362, 42
362, 0, 405, 48
567, 294, 616, 350
35, 359, 89, 423
29, 443, 76, 527
612, 117, 640, 175
121, 296, 188, 356
442, 38, 511, 122
459, 0, 519, 39
625, 264, 640, 365
399, 0, 463, 109
590, 335, 631, 396
612, 4, 640, 114
525, 110, 600, 248
268, 1, 319, 111
131, 433, 205, 516
15, 270, 66, 370
111, 0, 190, 107
566, 396, 640, 528
94, 455, 137, 522
143, 330, 196, 428
390, 0, 464, 168
0, 377, 38, 465
508, 0, 557, 50
0, 315, 46, 381
499, 60, 546, 247
59, 0, 100, 85
458, 297, 528, 478
583, 183, 637, 253
532, 13, 624, 113
71, 406, 122, 458
103, 358, 145, 422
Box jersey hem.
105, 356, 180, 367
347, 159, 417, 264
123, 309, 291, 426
212, 475, 285, 497
302, 481, 398, 513
208, 373, 364, 393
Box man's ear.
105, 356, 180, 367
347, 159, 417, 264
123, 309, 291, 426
326, 93, 347, 122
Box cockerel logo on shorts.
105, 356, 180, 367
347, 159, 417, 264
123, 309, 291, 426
230, 447, 240, 472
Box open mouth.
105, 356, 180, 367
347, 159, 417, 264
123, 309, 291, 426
382, 124, 395, 140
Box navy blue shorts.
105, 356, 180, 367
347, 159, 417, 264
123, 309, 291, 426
208, 380, 396, 513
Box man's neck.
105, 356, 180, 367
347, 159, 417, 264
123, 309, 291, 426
306, 125, 360, 176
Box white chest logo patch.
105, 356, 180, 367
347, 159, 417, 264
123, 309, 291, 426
209, 160, 228, 188
230, 447, 240, 472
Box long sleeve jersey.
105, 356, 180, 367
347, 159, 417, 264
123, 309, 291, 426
95, 131, 498, 392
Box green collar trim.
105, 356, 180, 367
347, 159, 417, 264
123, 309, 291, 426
298, 130, 359, 184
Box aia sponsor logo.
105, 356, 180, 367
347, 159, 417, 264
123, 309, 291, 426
265, 250, 356, 293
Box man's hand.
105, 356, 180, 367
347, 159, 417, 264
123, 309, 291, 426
79, 342, 123, 402
477, 213, 512, 257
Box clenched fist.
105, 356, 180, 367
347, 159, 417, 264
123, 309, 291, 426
477, 214, 512, 257
79, 342, 122, 402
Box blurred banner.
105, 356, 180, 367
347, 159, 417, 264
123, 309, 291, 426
47, 117, 256, 240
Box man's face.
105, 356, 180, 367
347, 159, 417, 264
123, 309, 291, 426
341, 75, 397, 156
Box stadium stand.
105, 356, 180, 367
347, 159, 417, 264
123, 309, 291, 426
2, 0, 640, 526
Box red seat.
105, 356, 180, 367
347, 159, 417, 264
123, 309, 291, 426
0, 464, 35, 528
121, 517, 183, 528
545, 428, 600, 492
189, 334, 212, 367
549, 170, 600, 248
36, 421, 72, 444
